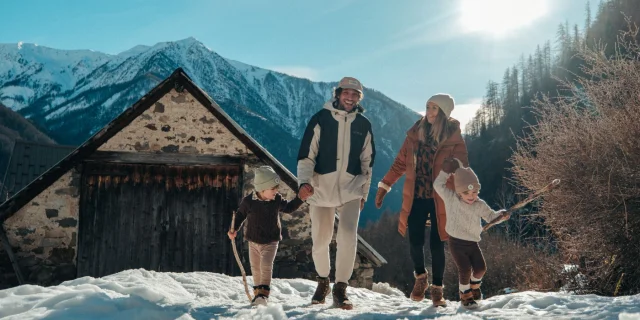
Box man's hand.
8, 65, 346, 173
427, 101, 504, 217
375, 187, 387, 209
299, 183, 314, 201
227, 230, 237, 240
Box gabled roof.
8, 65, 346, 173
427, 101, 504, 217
1, 140, 76, 200
0, 68, 386, 267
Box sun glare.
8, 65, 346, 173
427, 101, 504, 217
458, 0, 549, 37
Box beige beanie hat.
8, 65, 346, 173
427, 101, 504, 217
427, 93, 455, 118
454, 166, 481, 193
253, 166, 280, 192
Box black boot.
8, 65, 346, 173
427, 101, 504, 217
332, 282, 353, 310
311, 276, 330, 304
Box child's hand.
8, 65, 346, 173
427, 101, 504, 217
498, 210, 511, 221
299, 183, 314, 200
227, 230, 237, 240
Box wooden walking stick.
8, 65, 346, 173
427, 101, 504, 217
483, 179, 561, 232
230, 211, 253, 302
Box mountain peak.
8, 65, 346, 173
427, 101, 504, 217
117, 44, 151, 58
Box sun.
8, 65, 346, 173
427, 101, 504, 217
458, 0, 549, 37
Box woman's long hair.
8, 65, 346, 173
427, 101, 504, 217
418, 109, 453, 145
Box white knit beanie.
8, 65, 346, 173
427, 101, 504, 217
427, 93, 455, 118
253, 166, 280, 192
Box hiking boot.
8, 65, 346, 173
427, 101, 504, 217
311, 276, 330, 304
430, 285, 447, 307
410, 271, 429, 302
251, 285, 271, 305
252, 285, 270, 306
332, 282, 353, 310
460, 289, 478, 309
471, 281, 483, 301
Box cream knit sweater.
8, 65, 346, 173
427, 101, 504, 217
433, 171, 504, 242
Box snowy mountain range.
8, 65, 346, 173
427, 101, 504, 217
0, 37, 420, 223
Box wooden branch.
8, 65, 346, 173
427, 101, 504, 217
230, 211, 252, 302
483, 179, 561, 232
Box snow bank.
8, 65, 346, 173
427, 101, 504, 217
0, 269, 638, 319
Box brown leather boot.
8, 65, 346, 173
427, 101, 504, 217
410, 272, 429, 302
311, 276, 330, 304
252, 285, 270, 305
470, 281, 482, 301
430, 285, 447, 307
332, 282, 353, 310
460, 289, 478, 309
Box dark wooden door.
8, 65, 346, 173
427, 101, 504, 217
77, 162, 241, 277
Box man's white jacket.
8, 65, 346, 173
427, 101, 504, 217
297, 99, 376, 207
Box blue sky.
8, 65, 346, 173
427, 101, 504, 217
0, 0, 591, 129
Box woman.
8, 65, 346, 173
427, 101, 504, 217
375, 93, 468, 307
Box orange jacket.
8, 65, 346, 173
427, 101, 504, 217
379, 118, 469, 240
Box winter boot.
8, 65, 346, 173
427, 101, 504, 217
332, 282, 354, 310
470, 280, 483, 301
460, 289, 478, 309
430, 285, 447, 307
410, 271, 429, 302
311, 276, 331, 304
252, 285, 270, 306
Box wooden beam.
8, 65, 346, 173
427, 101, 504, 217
0, 225, 25, 285
85, 151, 244, 166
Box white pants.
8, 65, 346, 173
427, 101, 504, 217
310, 199, 361, 283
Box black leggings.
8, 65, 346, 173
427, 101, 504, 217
408, 198, 445, 286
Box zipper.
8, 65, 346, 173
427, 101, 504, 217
337, 114, 348, 206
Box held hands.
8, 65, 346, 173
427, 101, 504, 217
298, 183, 314, 201
442, 157, 462, 174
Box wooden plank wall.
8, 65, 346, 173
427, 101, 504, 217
76, 162, 241, 277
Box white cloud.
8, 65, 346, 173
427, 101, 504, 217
418, 99, 482, 134
268, 66, 319, 81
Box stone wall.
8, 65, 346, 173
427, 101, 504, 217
2, 170, 80, 287
1, 88, 377, 289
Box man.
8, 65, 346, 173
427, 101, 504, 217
297, 77, 375, 310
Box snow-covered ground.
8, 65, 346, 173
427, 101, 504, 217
0, 269, 638, 320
